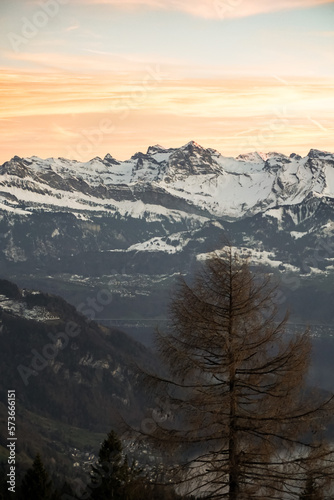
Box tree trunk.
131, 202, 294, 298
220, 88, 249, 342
229, 258, 239, 500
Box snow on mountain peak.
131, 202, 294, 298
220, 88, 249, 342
1, 144, 334, 221
181, 141, 203, 150
307, 149, 333, 159
146, 144, 167, 155
103, 153, 120, 165
236, 152, 265, 163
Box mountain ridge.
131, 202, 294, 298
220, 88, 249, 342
0, 278, 153, 429
1, 142, 334, 332
1, 142, 334, 223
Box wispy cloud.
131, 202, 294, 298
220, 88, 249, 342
75, 0, 334, 19
4, 45, 332, 81
65, 24, 80, 32
0, 68, 333, 162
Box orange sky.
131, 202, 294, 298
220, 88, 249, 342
0, 0, 333, 161
0, 70, 333, 162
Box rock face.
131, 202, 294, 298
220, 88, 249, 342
1, 142, 334, 326
1, 142, 334, 219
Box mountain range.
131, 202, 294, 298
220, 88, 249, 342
2, 141, 334, 218
1, 141, 334, 333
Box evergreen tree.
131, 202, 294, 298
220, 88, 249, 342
87, 430, 138, 499
87, 430, 187, 499
19, 454, 53, 500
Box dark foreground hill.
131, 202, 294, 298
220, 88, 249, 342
0, 279, 156, 473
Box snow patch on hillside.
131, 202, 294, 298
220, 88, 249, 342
127, 232, 191, 254
197, 247, 299, 272
0, 296, 60, 321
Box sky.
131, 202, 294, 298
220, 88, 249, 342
0, 0, 334, 162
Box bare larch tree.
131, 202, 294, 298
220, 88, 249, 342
141, 248, 334, 500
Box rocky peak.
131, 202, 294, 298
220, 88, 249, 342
146, 144, 167, 155
164, 141, 222, 180
1, 156, 30, 178
307, 149, 333, 160
236, 152, 265, 163
130, 152, 159, 171
290, 153, 302, 160
263, 154, 290, 173
180, 141, 204, 153
103, 154, 120, 165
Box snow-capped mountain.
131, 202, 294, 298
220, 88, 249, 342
1, 142, 334, 328
1, 141, 334, 220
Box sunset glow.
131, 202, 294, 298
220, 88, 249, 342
1, 0, 333, 162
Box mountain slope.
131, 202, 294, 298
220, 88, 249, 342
0, 279, 153, 431
1, 142, 334, 332
1, 143, 334, 220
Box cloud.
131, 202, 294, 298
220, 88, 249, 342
0, 68, 333, 163
65, 24, 80, 32
76, 0, 334, 19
